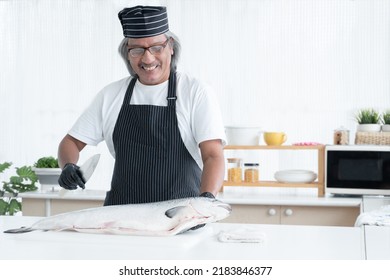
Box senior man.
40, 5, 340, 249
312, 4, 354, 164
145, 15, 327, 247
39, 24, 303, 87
57, 6, 226, 206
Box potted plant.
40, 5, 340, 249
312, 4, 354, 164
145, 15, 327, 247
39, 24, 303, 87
32, 156, 61, 191
0, 162, 38, 215
355, 108, 381, 132
381, 110, 390, 132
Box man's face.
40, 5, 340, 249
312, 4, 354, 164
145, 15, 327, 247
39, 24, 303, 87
127, 35, 173, 85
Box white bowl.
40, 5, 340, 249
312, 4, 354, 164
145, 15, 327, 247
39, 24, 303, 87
225, 126, 262, 145
274, 170, 317, 183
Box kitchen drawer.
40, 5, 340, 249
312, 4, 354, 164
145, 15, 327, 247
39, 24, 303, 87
280, 206, 360, 227
220, 204, 360, 227
221, 204, 280, 224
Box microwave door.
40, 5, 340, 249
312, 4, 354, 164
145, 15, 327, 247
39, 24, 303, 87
338, 159, 383, 182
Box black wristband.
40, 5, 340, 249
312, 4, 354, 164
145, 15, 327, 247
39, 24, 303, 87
200, 192, 215, 199
63, 163, 77, 169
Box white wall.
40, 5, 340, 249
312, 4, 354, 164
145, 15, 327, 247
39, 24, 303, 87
1, 0, 389, 190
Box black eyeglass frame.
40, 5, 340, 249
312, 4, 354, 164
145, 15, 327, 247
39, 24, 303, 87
127, 38, 171, 58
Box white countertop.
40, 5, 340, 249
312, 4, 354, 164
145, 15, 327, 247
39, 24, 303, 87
364, 226, 390, 260
19, 187, 362, 207
361, 196, 390, 212
1, 216, 364, 260
218, 187, 362, 207
360, 197, 390, 260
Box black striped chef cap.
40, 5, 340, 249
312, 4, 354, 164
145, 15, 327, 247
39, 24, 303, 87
118, 6, 169, 38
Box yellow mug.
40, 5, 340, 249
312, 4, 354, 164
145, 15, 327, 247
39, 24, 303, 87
264, 132, 287, 146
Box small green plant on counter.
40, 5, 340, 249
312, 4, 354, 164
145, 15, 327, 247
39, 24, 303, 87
0, 162, 38, 215
382, 110, 390, 125
355, 108, 380, 124
34, 156, 59, 168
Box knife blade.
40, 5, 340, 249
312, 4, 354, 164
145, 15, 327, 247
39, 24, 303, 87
79, 154, 101, 183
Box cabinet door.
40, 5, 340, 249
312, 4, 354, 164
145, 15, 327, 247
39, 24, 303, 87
280, 206, 360, 226
22, 198, 46, 216
22, 198, 103, 216
220, 204, 280, 224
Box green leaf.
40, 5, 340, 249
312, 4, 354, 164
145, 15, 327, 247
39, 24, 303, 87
383, 110, 390, 124
3, 185, 16, 195
0, 162, 12, 174
10, 176, 23, 185
1, 164, 38, 197
34, 156, 59, 168
16, 166, 38, 183
2, 165, 38, 195
355, 108, 380, 124
8, 198, 21, 215
0, 199, 8, 215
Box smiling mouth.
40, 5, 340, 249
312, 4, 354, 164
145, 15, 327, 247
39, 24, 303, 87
142, 65, 158, 71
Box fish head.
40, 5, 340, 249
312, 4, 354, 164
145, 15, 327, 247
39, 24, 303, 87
190, 197, 232, 222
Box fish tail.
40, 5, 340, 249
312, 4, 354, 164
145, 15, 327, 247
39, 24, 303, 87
3, 226, 35, 234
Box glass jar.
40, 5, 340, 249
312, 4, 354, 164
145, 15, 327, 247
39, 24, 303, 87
333, 126, 349, 145
227, 158, 242, 182
244, 163, 259, 182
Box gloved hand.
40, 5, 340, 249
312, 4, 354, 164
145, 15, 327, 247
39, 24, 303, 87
58, 163, 86, 190
190, 192, 216, 231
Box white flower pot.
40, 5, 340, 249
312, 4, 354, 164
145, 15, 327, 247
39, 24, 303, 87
357, 124, 381, 132
382, 124, 390, 132
32, 168, 61, 191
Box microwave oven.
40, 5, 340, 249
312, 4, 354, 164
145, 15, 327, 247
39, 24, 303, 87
325, 145, 390, 196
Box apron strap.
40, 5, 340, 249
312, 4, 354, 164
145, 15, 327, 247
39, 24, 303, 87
167, 72, 177, 107
123, 76, 138, 105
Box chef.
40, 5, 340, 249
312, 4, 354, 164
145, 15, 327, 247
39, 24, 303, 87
57, 5, 226, 206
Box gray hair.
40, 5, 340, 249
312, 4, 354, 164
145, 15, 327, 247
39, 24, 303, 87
118, 31, 181, 76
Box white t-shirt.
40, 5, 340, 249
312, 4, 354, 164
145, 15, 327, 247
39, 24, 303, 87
69, 72, 226, 169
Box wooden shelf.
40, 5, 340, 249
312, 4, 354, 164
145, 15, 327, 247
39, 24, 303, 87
223, 180, 321, 188
224, 145, 325, 150
223, 145, 325, 196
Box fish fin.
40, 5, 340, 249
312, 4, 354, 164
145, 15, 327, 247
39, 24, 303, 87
3, 226, 35, 234
165, 206, 188, 218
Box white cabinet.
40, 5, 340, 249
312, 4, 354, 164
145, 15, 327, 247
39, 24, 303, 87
221, 204, 360, 226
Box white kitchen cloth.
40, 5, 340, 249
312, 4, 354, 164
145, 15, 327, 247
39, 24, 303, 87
355, 205, 390, 227
218, 228, 266, 243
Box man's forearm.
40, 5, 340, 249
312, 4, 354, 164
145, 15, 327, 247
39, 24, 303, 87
57, 135, 86, 168
200, 154, 225, 196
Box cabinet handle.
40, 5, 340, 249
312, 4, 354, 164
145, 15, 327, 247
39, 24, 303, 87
268, 208, 277, 216
284, 208, 293, 216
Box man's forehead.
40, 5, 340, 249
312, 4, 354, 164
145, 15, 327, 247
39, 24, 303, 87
127, 35, 166, 46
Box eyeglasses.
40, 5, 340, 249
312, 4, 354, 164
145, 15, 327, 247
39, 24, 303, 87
128, 38, 170, 58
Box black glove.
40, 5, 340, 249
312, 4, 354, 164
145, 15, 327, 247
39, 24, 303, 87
190, 192, 216, 231
58, 163, 86, 190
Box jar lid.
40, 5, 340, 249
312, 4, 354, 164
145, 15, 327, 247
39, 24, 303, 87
227, 158, 242, 163
334, 126, 349, 132
244, 163, 259, 166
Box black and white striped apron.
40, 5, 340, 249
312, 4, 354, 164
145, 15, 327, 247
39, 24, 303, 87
104, 72, 202, 206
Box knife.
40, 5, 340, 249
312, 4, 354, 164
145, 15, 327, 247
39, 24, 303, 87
79, 154, 101, 183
